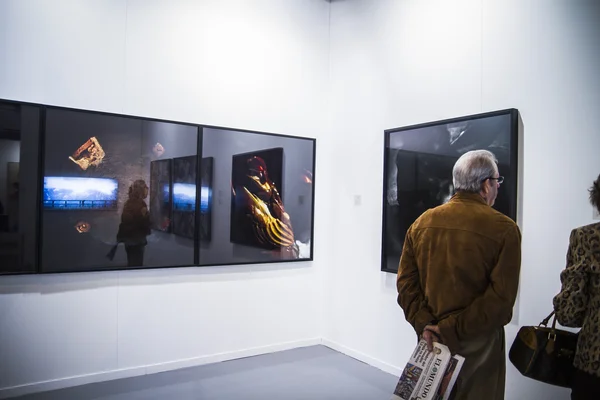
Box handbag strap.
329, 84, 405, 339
539, 311, 558, 341
539, 311, 555, 327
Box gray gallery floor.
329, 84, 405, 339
14, 345, 399, 400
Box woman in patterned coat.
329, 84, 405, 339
554, 174, 600, 399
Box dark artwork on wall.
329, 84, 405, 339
0, 100, 42, 275
6, 162, 20, 233
149, 159, 172, 233
199, 157, 213, 241
0, 97, 316, 275
381, 109, 519, 273
171, 156, 213, 241
230, 147, 299, 259
171, 155, 195, 239
39, 107, 197, 273
199, 127, 314, 267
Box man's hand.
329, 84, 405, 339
422, 325, 442, 352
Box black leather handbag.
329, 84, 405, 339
509, 311, 579, 388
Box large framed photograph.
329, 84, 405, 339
0, 98, 316, 275
39, 107, 199, 273
199, 128, 315, 266
381, 109, 519, 273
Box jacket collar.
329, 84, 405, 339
450, 191, 488, 206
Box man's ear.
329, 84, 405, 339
480, 181, 489, 196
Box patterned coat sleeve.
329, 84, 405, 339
553, 229, 589, 328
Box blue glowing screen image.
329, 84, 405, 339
43, 176, 118, 210
172, 183, 210, 212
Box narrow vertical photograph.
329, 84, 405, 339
0, 100, 41, 274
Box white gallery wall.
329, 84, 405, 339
325, 0, 600, 399
0, 0, 332, 397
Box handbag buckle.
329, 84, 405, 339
548, 332, 557, 341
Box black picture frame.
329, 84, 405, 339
0, 98, 317, 275
381, 108, 520, 273
198, 127, 315, 267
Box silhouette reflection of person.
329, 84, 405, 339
116, 179, 151, 267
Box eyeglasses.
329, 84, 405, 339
484, 176, 504, 184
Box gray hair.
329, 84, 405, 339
452, 150, 498, 193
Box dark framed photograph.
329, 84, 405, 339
199, 127, 315, 266
170, 155, 196, 239
39, 106, 199, 273
381, 109, 520, 273
170, 155, 213, 242
0, 100, 42, 275
149, 159, 172, 232
0, 98, 316, 275
198, 156, 214, 242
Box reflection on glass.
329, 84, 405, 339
69, 136, 105, 170
171, 183, 211, 212
43, 176, 118, 210
200, 186, 210, 213
74, 221, 91, 233
116, 179, 151, 267
199, 128, 314, 266
1, 101, 317, 274
152, 142, 165, 157
231, 150, 299, 259
173, 183, 195, 211
302, 170, 313, 184
0, 101, 42, 274
41, 108, 198, 272
149, 159, 171, 233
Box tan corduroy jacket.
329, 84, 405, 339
396, 191, 522, 353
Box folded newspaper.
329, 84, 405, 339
392, 339, 465, 400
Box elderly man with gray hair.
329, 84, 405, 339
396, 149, 521, 400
